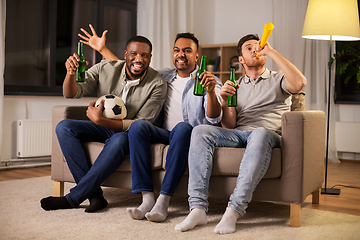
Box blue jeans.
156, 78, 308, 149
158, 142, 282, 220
128, 120, 192, 196
188, 125, 281, 215
56, 119, 129, 207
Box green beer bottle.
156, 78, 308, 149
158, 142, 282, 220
194, 55, 206, 96
227, 68, 237, 107
75, 42, 86, 82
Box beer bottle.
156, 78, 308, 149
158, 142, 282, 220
227, 68, 237, 107
194, 55, 206, 96
75, 42, 86, 82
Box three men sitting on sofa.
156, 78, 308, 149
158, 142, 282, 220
42, 25, 306, 235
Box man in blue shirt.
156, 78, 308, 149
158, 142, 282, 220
79, 25, 222, 222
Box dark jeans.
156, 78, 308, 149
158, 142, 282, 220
128, 120, 192, 196
56, 119, 129, 207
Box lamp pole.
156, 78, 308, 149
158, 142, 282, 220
321, 35, 340, 195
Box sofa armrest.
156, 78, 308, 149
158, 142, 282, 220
51, 106, 88, 182
280, 110, 326, 203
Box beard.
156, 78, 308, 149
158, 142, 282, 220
174, 57, 190, 70
126, 62, 146, 80
242, 56, 266, 69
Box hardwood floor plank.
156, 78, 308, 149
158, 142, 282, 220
0, 166, 51, 181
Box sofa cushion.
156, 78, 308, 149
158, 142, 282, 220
162, 146, 282, 179
83, 142, 165, 171
212, 147, 281, 178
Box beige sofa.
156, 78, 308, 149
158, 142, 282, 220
51, 94, 325, 227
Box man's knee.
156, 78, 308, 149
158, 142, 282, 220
107, 132, 128, 145
128, 120, 151, 135
252, 127, 273, 138
172, 122, 193, 137
192, 125, 213, 137
56, 119, 73, 137
250, 127, 280, 147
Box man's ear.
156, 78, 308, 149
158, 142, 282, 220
195, 52, 199, 63
124, 50, 128, 60
238, 56, 244, 65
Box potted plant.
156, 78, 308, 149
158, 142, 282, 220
331, 42, 360, 86
206, 57, 216, 72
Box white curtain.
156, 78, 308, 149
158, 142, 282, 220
272, 0, 339, 162
137, 0, 194, 70
0, 0, 5, 159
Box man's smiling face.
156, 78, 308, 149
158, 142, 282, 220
124, 41, 152, 80
173, 38, 199, 76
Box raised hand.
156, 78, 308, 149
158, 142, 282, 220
65, 53, 89, 75
78, 24, 108, 53
255, 40, 273, 57
199, 71, 217, 92
65, 53, 80, 75
220, 80, 238, 103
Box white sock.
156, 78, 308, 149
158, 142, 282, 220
145, 194, 171, 222
214, 207, 240, 234
174, 208, 207, 232
126, 192, 155, 220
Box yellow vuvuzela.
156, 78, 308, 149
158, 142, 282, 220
256, 22, 274, 57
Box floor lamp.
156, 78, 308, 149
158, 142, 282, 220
302, 0, 360, 195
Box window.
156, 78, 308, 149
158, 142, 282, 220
4, 0, 137, 96
334, 0, 360, 104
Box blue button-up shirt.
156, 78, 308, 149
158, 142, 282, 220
157, 66, 223, 128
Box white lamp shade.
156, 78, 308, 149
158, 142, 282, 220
302, 0, 360, 41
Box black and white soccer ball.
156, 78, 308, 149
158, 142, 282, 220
95, 94, 127, 120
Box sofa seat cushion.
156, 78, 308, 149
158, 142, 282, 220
83, 142, 165, 171
163, 146, 282, 179
212, 147, 281, 178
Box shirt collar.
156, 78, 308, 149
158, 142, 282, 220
244, 68, 270, 83
170, 65, 199, 82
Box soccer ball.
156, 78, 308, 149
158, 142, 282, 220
95, 94, 127, 120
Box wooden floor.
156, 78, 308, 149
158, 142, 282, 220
303, 160, 360, 217
0, 161, 359, 217
0, 166, 51, 181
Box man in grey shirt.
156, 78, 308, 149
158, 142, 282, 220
175, 34, 307, 234
40, 36, 167, 212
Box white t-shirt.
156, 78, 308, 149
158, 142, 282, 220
163, 74, 190, 131
119, 78, 140, 103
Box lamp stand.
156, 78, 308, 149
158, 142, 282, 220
321, 35, 340, 195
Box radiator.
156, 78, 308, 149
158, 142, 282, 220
17, 120, 52, 158
335, 121, 360, 153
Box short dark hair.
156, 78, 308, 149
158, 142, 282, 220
174, 32, 199, 52
237, 34, 260, 56
126, 35, 153, 52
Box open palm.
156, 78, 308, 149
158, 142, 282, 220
78, 24, 108, 52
